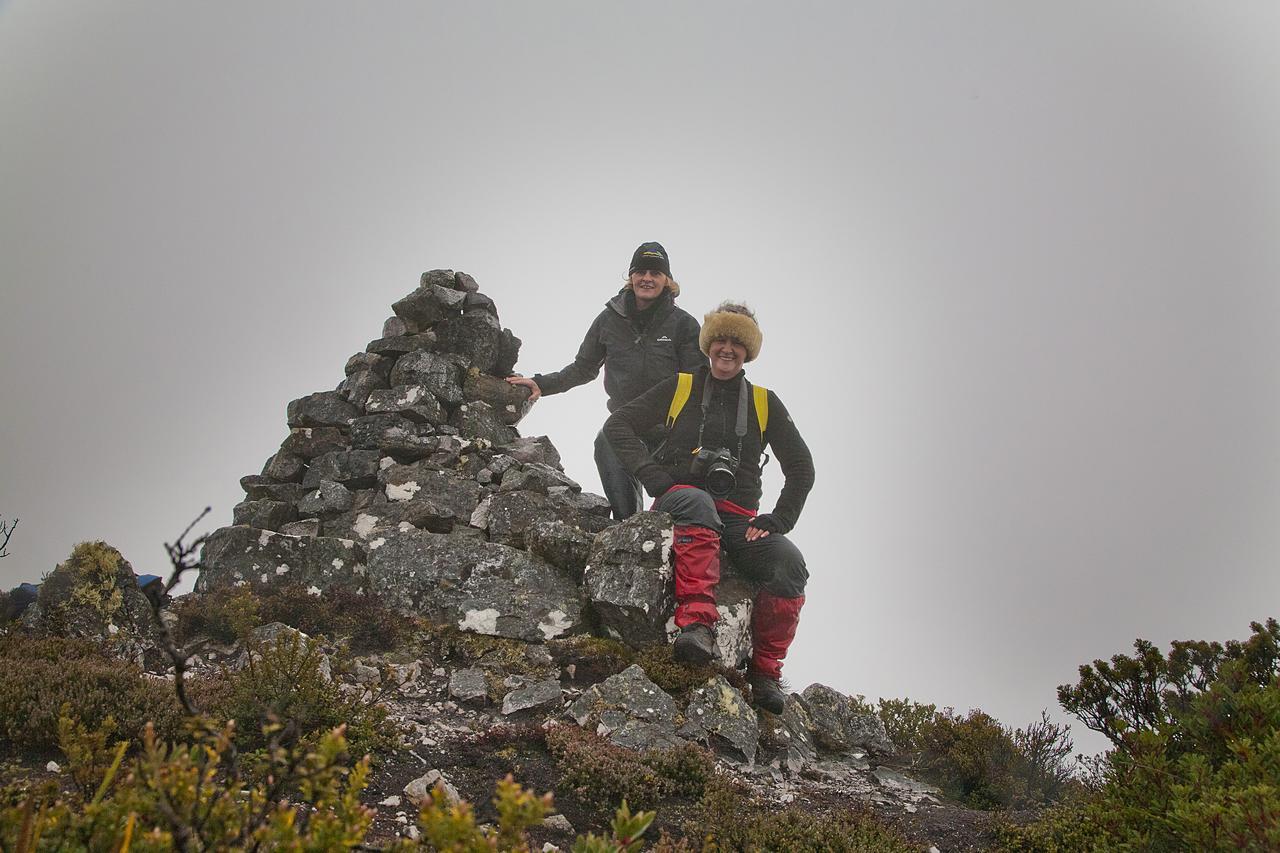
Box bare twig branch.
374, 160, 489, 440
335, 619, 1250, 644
0, 517, 18, 558
149, 507, 212, 717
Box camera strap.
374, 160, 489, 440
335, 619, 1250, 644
695, 376, 749, 462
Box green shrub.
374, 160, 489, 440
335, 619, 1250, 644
875, 696, 937, 753
1002, 619, 1280, 851
36, 542, 129, 637
207, 631, 395, 757
632, 644, 746, 700
546, 725, 713, 810
680, 780, 914, 852
174, 584, 419, 653
0, 635, 183, 751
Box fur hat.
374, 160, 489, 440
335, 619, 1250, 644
700, 302, 762, 362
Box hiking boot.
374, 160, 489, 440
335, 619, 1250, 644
748, 671, 789, 714
673, 622, 716, 664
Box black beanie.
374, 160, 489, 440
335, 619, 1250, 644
628, 241, 671, 277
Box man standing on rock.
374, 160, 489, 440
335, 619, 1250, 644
603, 302, 814, 713
506, 242, 704, 519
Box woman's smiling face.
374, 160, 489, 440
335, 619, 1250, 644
708, 337, 747, 379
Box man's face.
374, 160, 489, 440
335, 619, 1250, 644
629, 268, 668, 304
708, 338, 747, 379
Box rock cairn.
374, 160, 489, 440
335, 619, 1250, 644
195, 270, 908, 787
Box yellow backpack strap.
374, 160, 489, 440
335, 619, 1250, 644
666, 373, 694, 428
753, 384, 769, 439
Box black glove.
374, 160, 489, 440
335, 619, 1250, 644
749, 513, 787, 535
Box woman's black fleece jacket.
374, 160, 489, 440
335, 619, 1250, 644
604, 364, 815, 533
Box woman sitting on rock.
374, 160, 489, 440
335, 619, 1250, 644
603, 302, 815, 713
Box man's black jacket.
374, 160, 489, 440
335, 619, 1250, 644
533, 289, 703, 412
604, 365, 815, 533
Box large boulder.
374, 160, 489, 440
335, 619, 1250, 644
523, 519, 595, 579
582, 512, 673, 647
757, 695, 820, 773
286, 392, 359, 429
679, 675, 759, 765
29, 542, 154, 640
389, 351, 464, 405
450, 400, 518, 445
365, 385, 447, 425
798, 684, 896, 756
378, 462, 481, 522
435, 311, 503, 373
301, 450, 382, 489
365, 531, 581, 642
280, 427, 348, 460
497, 435, 562, 469
391, 281, 466, 329
463, 371, 532, 425
471, 491, 612, 550
566, 664, 682, 751
197, 526, 364, 593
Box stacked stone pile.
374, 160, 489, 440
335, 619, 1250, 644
198, 270, 759, 660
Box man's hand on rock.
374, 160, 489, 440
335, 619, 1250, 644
505, 375, 541, 402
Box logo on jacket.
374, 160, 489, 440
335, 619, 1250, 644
656, 335, 672, 342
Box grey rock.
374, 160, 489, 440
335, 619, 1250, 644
566, 665, 681, 750
873, 768, 942, 797
404, 769, 461, 808
582, 512, 673, 647
390, 351, 464, 405
502, 678, 563, 715
196, 526, 364, 593
324, 497, 455, 539
462, 371, 532, 424
448, 666, 490, 703
244, 622, 332, 681
365, 530, 580, 642
298, 480, 355, 516
798, 684, 896, 755
261, 451, 306, 482
345, 351, 392, 378
279, 519, 321, 538
365, 385, 448, 425
463, 291, 498, 316
280, 427, 348, 461
472, 491, 580, 549
232, 500, 298, 531
392, 281, 466, 329
382, 315, 412, 337
758, 696, 819, 773
287, 392, 359, 429
500, 463, 580, 494
452, 270, 480, 292
302, 450, 381, 489
422, 268, 460, 289
524, 519, 595, 579
241, 477, 308, 503
542, 814, 574, 834
679, 675, 759, 765
352, 662, 381, 685
349, 415, 438, 461
435, 311, 502, 373
554, 489, 612, 519
380, 463, 481, 521
366, 333, 437, 358
339, 368, 389, 408
493, 328, 522, 378
30, 542, 154, 640
450, 400, 518, 445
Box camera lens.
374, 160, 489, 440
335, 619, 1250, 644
705, 463, 736, 498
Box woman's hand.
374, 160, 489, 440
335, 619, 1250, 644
505, 375, 542, 402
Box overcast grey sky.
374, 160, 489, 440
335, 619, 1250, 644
3, 2, 1278, 755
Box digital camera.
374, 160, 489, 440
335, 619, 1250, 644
690, 446, 738, 498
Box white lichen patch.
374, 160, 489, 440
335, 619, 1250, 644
397, 521, 414, 532
353, 563, 367, 576
458, 608, 500, 634
718, 682, 742, 716
538, 609, 572, 639
642, 539, 656, 553
258, 530, 273, 547
658, 527, 674, 580
307, 586, 322, 596
352, 514, 379, 539
379, 456, 395, 470
260, 573, 269, 584
386, 481, 420, 501
368, 537, 387, 551
714, 601, 753, 666
469, 495, 493, 529
275, 564, 290, 575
